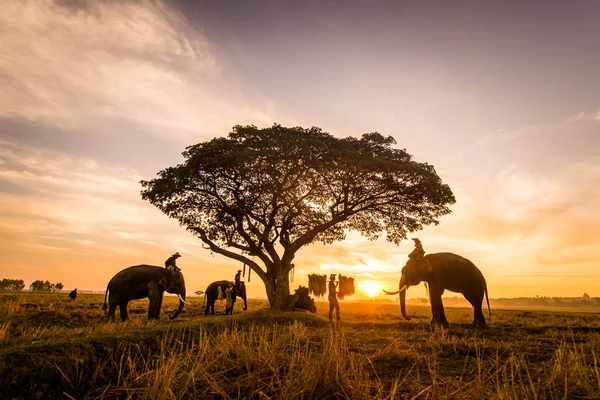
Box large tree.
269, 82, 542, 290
141, 125, 455, 309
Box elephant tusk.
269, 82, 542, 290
178, 294, 190, 305
399, 285, 407, 293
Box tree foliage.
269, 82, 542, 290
141, 125, 455, 308
0, 278, 25, 291
29, 280, 63, 292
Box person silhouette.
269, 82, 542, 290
328, 274, 340, 321
408, 238, 425, 260
234, 269, 242, 291
165, 252, 181, 272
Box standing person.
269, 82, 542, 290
165, 252, 181, 272
225, 282, 234, 315
68, 288, 77, 302
328, 274, 340, 321
234, 269, 242, 291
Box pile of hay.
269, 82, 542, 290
308, 274, 327, 298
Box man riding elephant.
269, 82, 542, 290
409, 238, 432, 273
165, 252, 181, 272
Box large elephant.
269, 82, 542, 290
203, 280, 247, 315
102, 265, 188, 321
384, 253, 490, 327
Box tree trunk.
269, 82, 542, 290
265, 269, 291, 310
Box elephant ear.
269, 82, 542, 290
158, 270, 170, 289
417, 259, 433, 276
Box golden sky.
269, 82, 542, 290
1, 1, 600, 299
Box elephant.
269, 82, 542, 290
102, 265, 188, 321
384, 253, 490, 328
203, 280, 248, 315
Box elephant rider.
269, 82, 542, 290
328, 274, 340, 321
234, 269, 242, 291
408, 238, 425, 260
408, 238, 432, 273
165, 252, 181, 272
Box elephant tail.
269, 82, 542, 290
102, 286, 109, 311
484, 281, 491, 317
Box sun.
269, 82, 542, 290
361, 280, 382, 298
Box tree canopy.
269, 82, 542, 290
29, 280, 63, 292
0, 278, 25, 291
141, 124, 455, 308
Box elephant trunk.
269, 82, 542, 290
399, 276, 411, 321
169, 292, 186, 319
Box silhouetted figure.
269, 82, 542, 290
165, 252, 181, 272
328, 274, 340, 321
408, 238, 425, 260
408, 238, 432, 273
68, 288, 77, 302
225, 282, 234, 315
234, 269, 242, 291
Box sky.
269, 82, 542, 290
1, 0, 599, 299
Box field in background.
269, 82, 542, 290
1, 292, 599, 399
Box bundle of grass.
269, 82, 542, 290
308, 274, 327, 298
337, 275, 355, 299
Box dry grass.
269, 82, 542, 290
1, 293, 599, 399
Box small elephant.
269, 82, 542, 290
203, 280, 248, 315
384, 252, 490, 327
102, 265, 188, 321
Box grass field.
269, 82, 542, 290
1, 293, 599, 399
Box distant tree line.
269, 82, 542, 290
1, 279, 67, 292
29, 280, 64, 292
0, 279, 25, 291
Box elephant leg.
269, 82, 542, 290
429, 288, 449, 327
149, 295, 163, 320
107, 302, 118, 320
465, 292, 486, 328
204, 299, 215, 315
148, 287, 163, 320
153, 295, 163, 319
119, 301, 129, 321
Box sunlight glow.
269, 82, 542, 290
360, 280, 382, 298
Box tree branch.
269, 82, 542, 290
193, 228, 267, 281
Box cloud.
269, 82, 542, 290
0, 0, 297, 293
0, 139, 239, 290
420, 161, 600, 290
0, 0, 281, 143
567, 108, 600, 122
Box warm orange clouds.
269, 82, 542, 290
0, 139, 240, 292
